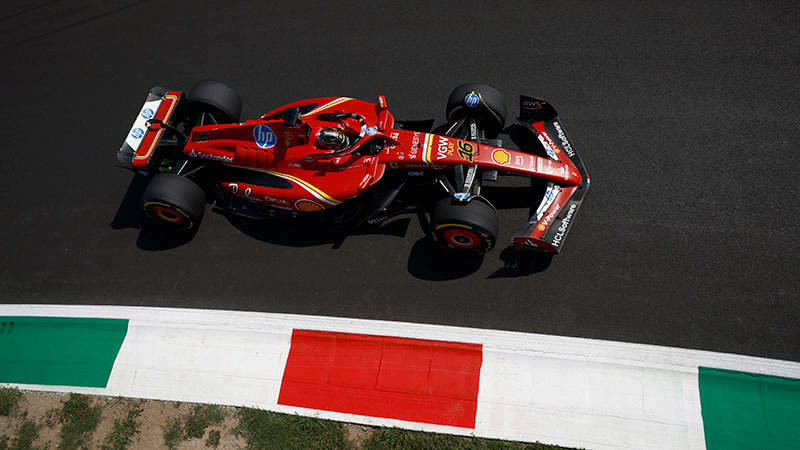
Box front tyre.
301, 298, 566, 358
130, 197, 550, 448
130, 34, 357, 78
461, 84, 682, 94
430, 197, 498, 254
141, 174, 207, 231
446, 83, 507, 137
187, 80, 242, 124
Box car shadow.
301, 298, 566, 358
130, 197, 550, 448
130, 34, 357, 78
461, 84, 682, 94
110, 172, 201, 251
112, 174, 553, 276
406, 237, 484, 280
487, 246, 553, 278
110, 171, 150, 230
223, 214, 411, 249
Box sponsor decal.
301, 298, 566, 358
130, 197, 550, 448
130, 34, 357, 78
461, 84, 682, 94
407, 170, 424, 176
388, 161, 399, 168
410, 132, 422, 160
436, 135, 454, 161
263, 195, 290, 207
553, 121, 575, 157
366, 126, 377, 136
454, 192, 469, 201
469, 121, 478, 139
522, 98, 543, 110
551, 203, 577, 247
514, 155, 524, 165
253, 124, 276, 149
141, 108, 155, 120
457, 140, 476, 162
540, 131, 560, 154
295, 199, 324, 212
283, 131, 294, 146
188, 149, 234, 163
537, 134, 558, 160
535, 184, 560, 221
227, 183, 238, 193
538, 203, 560, 231
130, 128, 145, 139
464, 91, 479, 107
463, 164, 476, 188
367, 214, 389, 225
492, 149, 510, 165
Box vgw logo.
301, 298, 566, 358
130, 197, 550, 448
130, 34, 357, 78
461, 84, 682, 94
253, 125, 276, 149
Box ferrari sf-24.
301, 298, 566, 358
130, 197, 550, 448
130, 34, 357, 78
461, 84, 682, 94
117, 81, 589, 255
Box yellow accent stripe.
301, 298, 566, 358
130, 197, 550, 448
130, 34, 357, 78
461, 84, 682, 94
302, 97, 352, 116
423, 133, 433, 164
434, 223, 473, 231
135, 94, 179, 161
261, 169, 342, 205
447, 105, 464, 121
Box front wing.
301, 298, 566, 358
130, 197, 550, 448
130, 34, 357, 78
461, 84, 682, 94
510, 96, 590, 253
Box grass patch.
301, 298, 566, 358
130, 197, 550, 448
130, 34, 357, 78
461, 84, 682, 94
0, 388, 22, 417
102, 401, 144, 450
205, 429, 221, 448
183, 404, 225, 439
0, 435, 8, 450
363, 427, 576, 450
162, 417, 183, 450
11, 420, 40, 450
235, 408, 348, 450
57, 394, 102, 450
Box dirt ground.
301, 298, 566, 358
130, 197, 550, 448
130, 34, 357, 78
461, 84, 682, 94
0, 390, 366, 449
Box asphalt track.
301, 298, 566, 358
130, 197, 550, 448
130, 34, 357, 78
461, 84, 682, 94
1, 1, 798, 362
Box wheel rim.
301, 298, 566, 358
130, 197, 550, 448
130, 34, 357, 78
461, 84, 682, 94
439, 226, 483, 250
144, 202, 192, 229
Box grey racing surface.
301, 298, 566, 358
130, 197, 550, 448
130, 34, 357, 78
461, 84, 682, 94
1, 1, 798, 361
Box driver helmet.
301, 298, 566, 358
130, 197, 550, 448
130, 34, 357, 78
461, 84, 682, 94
317, 127, 347, 149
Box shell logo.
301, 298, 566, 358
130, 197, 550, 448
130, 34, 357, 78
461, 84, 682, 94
492, 149, 510, 165
295, 199, 324, 212
538, 224, 546, 231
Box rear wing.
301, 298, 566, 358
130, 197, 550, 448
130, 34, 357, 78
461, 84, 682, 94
511, 96, 590, 253
117, 87, 183, 169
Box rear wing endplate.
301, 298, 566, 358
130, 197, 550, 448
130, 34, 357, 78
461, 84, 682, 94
117, 87, 182, 169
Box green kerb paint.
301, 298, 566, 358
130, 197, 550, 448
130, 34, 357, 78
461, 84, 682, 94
699, 366, 800, 450
0, 316, 128, 388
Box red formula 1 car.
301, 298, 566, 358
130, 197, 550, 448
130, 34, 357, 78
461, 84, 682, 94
117, 81, 589, 254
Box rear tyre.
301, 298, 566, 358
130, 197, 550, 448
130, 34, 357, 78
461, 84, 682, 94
141, 174, 207, 231
187, 80, 242, 123
430, 197, 498, 254
446, 83, 507, 136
